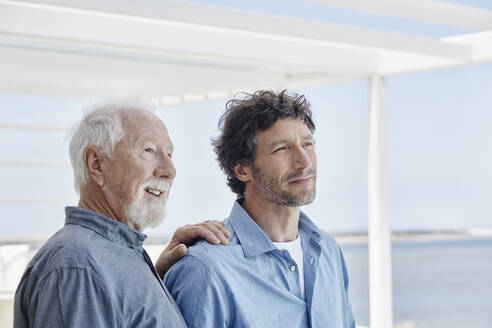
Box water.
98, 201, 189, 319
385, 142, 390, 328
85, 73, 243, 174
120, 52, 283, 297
341, 238, 492, 328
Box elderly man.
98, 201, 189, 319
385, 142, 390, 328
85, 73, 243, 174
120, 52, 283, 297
164, 90, 355, 327
14, 102, 230, 327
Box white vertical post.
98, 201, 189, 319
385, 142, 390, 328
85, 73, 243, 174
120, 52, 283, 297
368, 75, 393, 328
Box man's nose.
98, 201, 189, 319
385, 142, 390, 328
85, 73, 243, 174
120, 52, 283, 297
293, 146, 312, 170
154, 154, 176, 179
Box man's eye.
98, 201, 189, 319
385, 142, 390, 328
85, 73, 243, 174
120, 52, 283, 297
144, 148, 155, 153
274, 147, 286, 153
304, 142, 314, 148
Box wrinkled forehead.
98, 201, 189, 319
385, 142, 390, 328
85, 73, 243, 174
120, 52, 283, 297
120, 109, 172, 146
257, 117, 313, 142
119, 108, 160, 127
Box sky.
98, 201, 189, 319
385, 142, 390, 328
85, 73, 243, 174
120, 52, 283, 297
0, 0, 491, 237
189, 0, 492, 37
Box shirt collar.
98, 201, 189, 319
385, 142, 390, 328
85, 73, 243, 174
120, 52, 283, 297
227, 199, 277, 258
299, 211, 323, 243
65, 206, 147, 250
228, 199, 324, 258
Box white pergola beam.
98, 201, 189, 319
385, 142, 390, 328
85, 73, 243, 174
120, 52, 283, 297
444, 31, 492, 63
0, 45, 292, 98
303, 0, 492, 31
0, 0, 482, 98
0, 0, 472, 61
0, 2, 380, 78
368, 76, 393, 328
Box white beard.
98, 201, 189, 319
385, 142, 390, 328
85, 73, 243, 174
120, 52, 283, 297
123, 179, 170, 230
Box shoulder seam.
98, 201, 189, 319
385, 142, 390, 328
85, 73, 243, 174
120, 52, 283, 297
34, 264, 102, 284
183, 252, 214, 270
171, 253, 231, 324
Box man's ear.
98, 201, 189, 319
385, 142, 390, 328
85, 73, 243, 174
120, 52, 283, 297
232, 162, 253, 183
83, 146, 105, 186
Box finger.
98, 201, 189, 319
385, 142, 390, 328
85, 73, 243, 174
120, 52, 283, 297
162, 237, 179, 252
168, 226, 192, 246
202, 222, 230, 244
170, 243, 188, 260
171, 224, 220, 245
211, 221, 231, 237
204, 219, 225, 227
162, 244, 187, 268
155, 244, 187, 278
186, 226, 221, 244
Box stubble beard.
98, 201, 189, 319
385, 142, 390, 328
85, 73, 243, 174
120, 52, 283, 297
251, 164, 316, 207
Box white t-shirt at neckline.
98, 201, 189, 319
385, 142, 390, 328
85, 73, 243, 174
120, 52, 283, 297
272, 236, 305, 300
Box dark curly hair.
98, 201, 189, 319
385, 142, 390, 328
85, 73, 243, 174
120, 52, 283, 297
212, 89, 315, 196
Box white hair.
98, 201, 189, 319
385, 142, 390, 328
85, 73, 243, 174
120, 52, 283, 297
69, 99, 156, 194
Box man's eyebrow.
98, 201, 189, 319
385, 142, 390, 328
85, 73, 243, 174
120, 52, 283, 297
269, 135, 314, 149
269, 140, 288, 149
137, 135, 174, 152
302, 135, 314, 142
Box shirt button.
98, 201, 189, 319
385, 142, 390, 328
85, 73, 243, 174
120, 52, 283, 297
129, 245, 134, 249
290, 265, 296, 271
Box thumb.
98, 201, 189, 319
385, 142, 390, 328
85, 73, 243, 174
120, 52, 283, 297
169, 243, 188, 262
156, 244, 187, 278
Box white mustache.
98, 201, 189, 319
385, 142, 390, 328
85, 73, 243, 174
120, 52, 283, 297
142, 179, 170, 193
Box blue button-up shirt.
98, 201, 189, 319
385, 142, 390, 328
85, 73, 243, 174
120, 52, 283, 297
164, 200, 355, 328
14, 207, 186, 328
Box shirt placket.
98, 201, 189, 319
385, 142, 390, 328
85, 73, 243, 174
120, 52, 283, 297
274, 249, 302, 299
301, 233, 321, 327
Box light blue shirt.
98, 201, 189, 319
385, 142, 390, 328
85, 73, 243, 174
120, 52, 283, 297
14, 207, 186, 328
164, 200, 355, 328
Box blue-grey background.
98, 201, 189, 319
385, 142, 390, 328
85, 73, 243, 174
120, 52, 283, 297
1, 63, 491, 235
342, 238, 492, 327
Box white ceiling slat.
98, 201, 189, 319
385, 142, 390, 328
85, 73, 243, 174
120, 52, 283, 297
443, 31, 492, 63
0, 0, 488, 98
0, 198, 76, 203
0, 2, 379, 75
0, 124, 69, 132
0, 1, 381, 97
0, 1, 472, 61
0, 45, 293, 97
0, 161, 70, 167
303, 0, 492, 31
